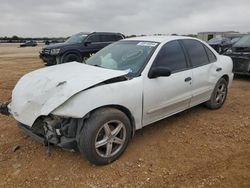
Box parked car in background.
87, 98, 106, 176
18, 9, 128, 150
20, 40, 37, 47
39, 32, 125, 66
0, 36, 233, 165
231, 37, 241, 45
208, 37, 232, 54
224, 35, 250, 75
44, 40, 63, 45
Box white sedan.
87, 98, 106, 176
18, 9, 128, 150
2, 36, 233, 165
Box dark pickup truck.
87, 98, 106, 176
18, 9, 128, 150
224, 35, 250, 75
40, 32, 125, 66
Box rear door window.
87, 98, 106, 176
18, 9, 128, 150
182, 39, 210, 67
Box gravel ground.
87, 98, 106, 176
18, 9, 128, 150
0, 44, 250, 188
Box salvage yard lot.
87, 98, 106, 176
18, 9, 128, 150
0, 43, 250, 188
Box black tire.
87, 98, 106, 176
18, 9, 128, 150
82, 53, 92, 63
205, 78, 228, 109
77, 108, 131, 165
61, 53, 81, 64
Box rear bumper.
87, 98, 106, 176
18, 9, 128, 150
230, 55, 250, 75
233, 71, 250, 75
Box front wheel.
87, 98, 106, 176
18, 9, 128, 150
61, 53, 82, 64
205, 78, 228, 109
77, 108, 131, 165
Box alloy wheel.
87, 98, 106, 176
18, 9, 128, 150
215, 82, 227, 104
95, 120, 126, 158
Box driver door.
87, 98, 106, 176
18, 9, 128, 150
143, 40, 193, 126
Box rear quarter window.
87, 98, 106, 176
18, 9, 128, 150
203, 45, 217, 63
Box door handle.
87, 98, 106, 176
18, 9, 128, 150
216, 67, 222, 72
184, 77, 192, 82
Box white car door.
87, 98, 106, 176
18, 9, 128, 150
143, 40, 193, 126
181, 39, 219, 107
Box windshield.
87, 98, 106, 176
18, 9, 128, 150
234, 35, 250, 47
65, 33, 87, 44
86, 41, 159, 76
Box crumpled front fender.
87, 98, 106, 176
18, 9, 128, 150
52, 77, 143, 130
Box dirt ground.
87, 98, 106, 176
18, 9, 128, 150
0, 43, 250, 188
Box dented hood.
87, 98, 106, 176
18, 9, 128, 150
10, 62, 128, 126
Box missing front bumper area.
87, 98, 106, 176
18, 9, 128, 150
18, 116, 80, 155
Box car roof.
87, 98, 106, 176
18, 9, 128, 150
77, 32, 123, 35
77, 32, 92, 35
123, 35, 194, 43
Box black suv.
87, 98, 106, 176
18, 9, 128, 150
40, 32, 125, 66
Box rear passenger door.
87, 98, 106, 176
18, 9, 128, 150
181, 39, 218, 107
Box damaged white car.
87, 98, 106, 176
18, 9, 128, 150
0, 36, 233, 165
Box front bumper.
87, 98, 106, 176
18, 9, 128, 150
18, 123, 44, 144
17, 118, 78, 150
39, 53, 57, 66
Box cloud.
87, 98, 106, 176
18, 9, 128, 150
0, 0, 249, 37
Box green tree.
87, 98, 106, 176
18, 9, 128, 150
11, 35, 19, 40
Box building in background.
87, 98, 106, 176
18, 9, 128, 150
197, 31, 247, 42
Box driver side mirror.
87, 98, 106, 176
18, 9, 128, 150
148, 67, 172, 79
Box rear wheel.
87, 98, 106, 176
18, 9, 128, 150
77, 108, 131, 165
205, 78, 228, 109
61, 53, 81, 64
